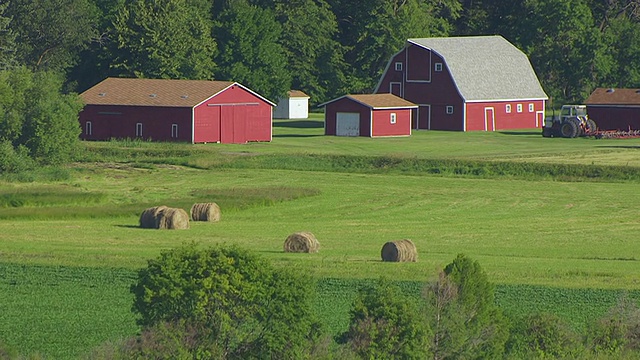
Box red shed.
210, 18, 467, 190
585, 88, 640, 131
320, 93, 416, 137
375, 36, 548, 131
79, 78, 275, 144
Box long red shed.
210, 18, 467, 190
586, 88, 640, 130
320, 93, 416, 137
375, 36, 548, 131
79, 78, 275, 144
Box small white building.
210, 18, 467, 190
273, 90, 310, 119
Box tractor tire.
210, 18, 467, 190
560, 121, 579, 138
542, 127, 553, 137
586, 119, 597, 134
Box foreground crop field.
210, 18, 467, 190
2, 117, 640, 358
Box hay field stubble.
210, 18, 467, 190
1, 163, 640, 289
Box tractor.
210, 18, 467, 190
542, 105, 597, 138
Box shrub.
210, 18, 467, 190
505, 312, 583, 359
340, 278, 431, 360
588, 295, 640, 355
425, 254, 509, 359
130, 243, 323, 359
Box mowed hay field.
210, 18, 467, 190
2, 115, 640, 358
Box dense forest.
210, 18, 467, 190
2, 0, 640, 106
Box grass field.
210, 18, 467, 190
2, 115, 640, 358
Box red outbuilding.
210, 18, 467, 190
320, 93, 417, 137
585, 88, 640, 131
375, 36, 548, 131
79, 78, 275, 144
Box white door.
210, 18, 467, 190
336, 112, 360, 136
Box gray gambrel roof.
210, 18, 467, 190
408, 36, 548, 101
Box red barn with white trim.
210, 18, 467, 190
375, 36, 548, 131
586, 88, 640, 131
79, 78, 275, 144
320, 94, 416, 137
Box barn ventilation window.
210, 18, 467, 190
390, 113, 397, 124
506, 104, 512, 113
136, 123, 143, 137
446, 105, 454, 114
517, 104, 523, 113
85, 121, 92, 136
395, 62, 403, 71
435, 63, 443, 72
171, 124, 178, 138
529, 103, 534, 112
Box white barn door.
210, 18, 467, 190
336, 112, 360, 136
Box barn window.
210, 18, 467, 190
529, 103, 534, 112
505, 104, 512, 113
395, 62, 403, 71
85, 121, 92, 136
446, 105, 454, 114
136, 123, 143, 137
517, 104, 523, 113
435, 63, 443, 72
390, 113, 397, 124
171, 124, 178, 138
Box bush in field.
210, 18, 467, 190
0, 66, 82, 168
425, 254, 509, 359
130, 243, 323, 359
339, 278, 431, 359
505, 312, 583, 359
588, 295, 640, 356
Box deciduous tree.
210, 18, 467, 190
6, 0, 99, 72
131, 243, 322, 359
112, 0, 217, 80
341, 278, 431, 359
214, 0, 291, 101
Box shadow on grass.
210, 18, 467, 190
114, 224, 142, 229
273, 134, 323, 138
273, 120, 323, 129
596, 145, 640, 149
498, 131, 541, 136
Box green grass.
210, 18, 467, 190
2, 117, 640, 358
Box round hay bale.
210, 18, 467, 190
284, 232, 319, 253
190, 202, 221, 222
157, 207, 190, 230
139, 205, 168, 229
381, 239, 417, 262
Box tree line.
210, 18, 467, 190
1, 0, 640, 168
3, 0, 640, 105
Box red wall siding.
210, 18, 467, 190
371, 109, 412, 137
376, 44, 464, 131
586, 106, 640, 131
466, 100, 544, 131
80, 84, 272, 144
195, 84, 272, 144
324, 98, 371, 136
79, 105, 192, 141
377, 51, 405, 96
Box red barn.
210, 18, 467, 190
375, 36, 548, 131
79, 78, 275, 144
586, 88, 640, 130
320, 94, 416, 137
